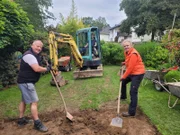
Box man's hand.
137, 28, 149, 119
46, 64, 52, 72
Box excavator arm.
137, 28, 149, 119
48, 31, 83, 71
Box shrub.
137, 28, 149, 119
164, 70, 180, 82
135, 42, 159, 61
100, 40, 105, 45
101, 42, 124, 65
0, 54, 17, 87
144, 45, 169, 69
161, 29, 180, 66
133, 42, 171, 70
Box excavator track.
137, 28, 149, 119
73, 64, 103, 79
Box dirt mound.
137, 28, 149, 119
0, 101, 160, 135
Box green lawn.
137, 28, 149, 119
139, 80, 180, 135
0, 65, 180, 135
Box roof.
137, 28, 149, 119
100, 26, 111, 35
109, 24, 121, 30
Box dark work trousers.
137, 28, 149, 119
121, 74, 144, 115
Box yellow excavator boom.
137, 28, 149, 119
48, 31, 83, 71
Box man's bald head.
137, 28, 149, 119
31, 40, 43, 54
32, 40, 43, 46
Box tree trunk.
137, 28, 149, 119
151, 30, 155, 42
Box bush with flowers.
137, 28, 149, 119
161, 29, 180, 66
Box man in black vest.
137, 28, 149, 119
17, 40, 51, 132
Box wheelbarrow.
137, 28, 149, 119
153, 80, 180, 108
142, 66, 179, 91
142, 70, 168, 91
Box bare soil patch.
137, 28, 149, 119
0, 101, 160, 135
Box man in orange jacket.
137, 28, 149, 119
120, 40, 145, 117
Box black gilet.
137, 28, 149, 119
17, 48, 41, 84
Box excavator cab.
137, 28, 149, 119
76, 27, 102, 70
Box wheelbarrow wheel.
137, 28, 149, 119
153, 81, 164, 91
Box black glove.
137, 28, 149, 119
46, 64, 52, 71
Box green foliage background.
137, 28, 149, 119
101, 41, 171, 70
56, 0, 85, 38
0, 0, 34, 87
101, 42, 124, 65
161, 29, 180, 66
164, 70, 180, 82
0, 0, 34, 52
144, 46, 169, 69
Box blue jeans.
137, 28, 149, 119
121, 74, 144, 115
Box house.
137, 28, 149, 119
100, 26, 111, 41
130, 27, 151, 43
109, 24, 122, 42
109, 24, 151, 43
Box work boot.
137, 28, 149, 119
122, 112, 135, 117
34, 119, 48, 132
17, 117, 32, 127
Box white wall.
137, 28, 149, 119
118, 36, 124, 43
131, 28, 151, 43
100, 34, 110, 41
109, 27, 120, 42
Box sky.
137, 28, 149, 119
48, 0, 127, 27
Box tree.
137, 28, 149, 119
93, 17, 109, 30
56, 0, 85, 38
82, 17, 94, 26
119, 0, 180, 41
0, 0, 34, 53
14, 0, 54, 31
82, 16, 109, 30
0, 0, 34, 87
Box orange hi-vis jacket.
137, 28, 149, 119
122, 48, 145, 79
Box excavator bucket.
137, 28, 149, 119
50, 71, 68, 86
73, 64, 103, 79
